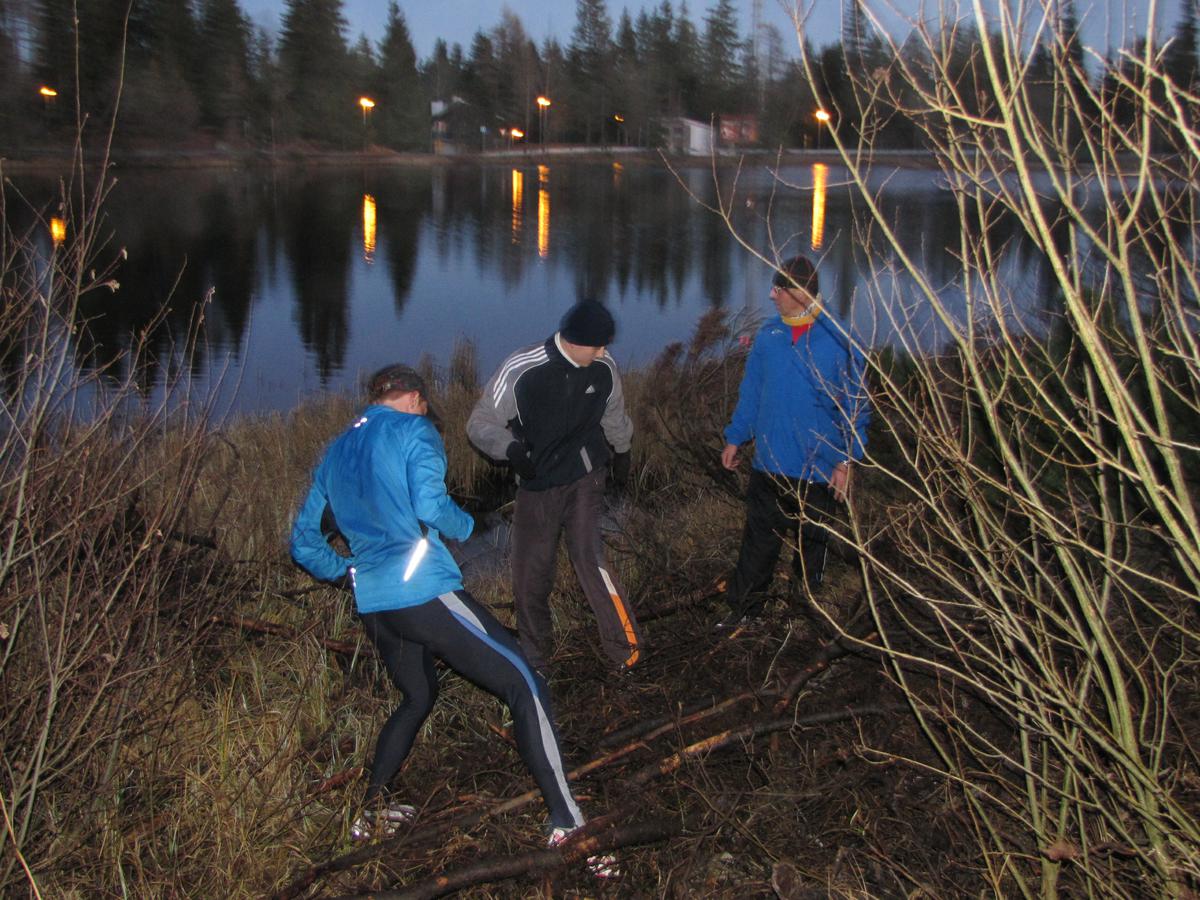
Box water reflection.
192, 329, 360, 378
3, 162, 1066, 414
811, 164, 827, 250
537, 165, 550, 259
511, 169, 523, 245
362, 194, 376, 263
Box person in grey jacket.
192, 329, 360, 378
468, 300, 643, 676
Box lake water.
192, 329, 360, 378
7, 159, 1059, 416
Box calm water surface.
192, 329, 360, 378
10, 160, 1057, 416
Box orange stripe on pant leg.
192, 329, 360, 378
598, 566, 639, 667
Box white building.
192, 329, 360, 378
666, 117, 714, 156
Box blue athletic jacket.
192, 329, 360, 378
290, 405, 474, 614
724, 313, 870, 483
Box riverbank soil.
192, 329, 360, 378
263, 494, 966, 899
190, 344, 987, 898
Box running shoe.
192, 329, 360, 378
349, 802, 417, 842
548, 825, 621, 878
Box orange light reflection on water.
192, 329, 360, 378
537, 166, 550, 258
362, 194, 377, 263
511, 169, 524, 244
811, 164, 827, 250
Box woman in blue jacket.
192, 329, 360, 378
290, 365, 589, 846
717, 255, 870, 629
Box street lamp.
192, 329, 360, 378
359, 96, 376, 149
38, 86, 57, 114
613, 114, 625, 145
536, 95, 551, 149
815, 108, 831, 150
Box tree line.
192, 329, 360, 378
0, 0, 1196, 154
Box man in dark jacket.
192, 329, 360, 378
468, 300, 643, 675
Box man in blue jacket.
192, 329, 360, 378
717, 255, 870, 629
290, 365, 602, 860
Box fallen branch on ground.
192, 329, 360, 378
334, 817, 684, 900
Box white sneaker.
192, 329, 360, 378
349, 802, 417, 842
548, 825, 621, 878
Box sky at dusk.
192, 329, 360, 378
238, 1, 1187, 62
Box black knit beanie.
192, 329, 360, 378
772, 255, 819, 294
559, 299, 616, 347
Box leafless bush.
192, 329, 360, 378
0, 143, 232, 892
692, 2, 1200, 894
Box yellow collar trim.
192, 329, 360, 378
781, 306, 820, 327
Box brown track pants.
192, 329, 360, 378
510, 467, 643, 671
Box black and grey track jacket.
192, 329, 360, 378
467, 334, 634, 492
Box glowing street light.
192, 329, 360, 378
536, 95, 551, 148
50, 217, 66, 246
815, 108, 831, 150
358, 96, 376, 148
39, 86, 58, 114
510, 128, 524, 140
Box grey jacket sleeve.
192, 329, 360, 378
600, 355, 634, 453
467, 360, 521, 461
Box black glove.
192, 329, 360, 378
610, 450, 631, 491
506, 441, 537, 481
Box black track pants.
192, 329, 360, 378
510, 467, 642, 670
359, 590, 583, 828
727, 468, 839, 617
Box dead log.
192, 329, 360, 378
600, 689, 762, 748
307, 766, 364, 798
772, 634, 861, 713
626, 705, 902, 788
333, 817, 683, 900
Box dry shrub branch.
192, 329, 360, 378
685, 3, 1200, 895
0, 69, 239, 894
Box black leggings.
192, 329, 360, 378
359, 590, 583, 828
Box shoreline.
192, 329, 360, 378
0, 144, 942, 175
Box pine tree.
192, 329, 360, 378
612, 8, 642, 142
278, 0, 351, 143
567, 0, 612, 142
492, 8, 537, 132
0, 2, 26, 145
673, 1, 701, 117
197, 0, 251, 138
1055, 0, 1084, 70
1167, 0, 1199, 91
374, 1, 426, 150
699, 0, 741, 117
36, 0, 78, 118
248, 26, 282, 149
422, 38, 459, 102
462, 29, 499, 140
